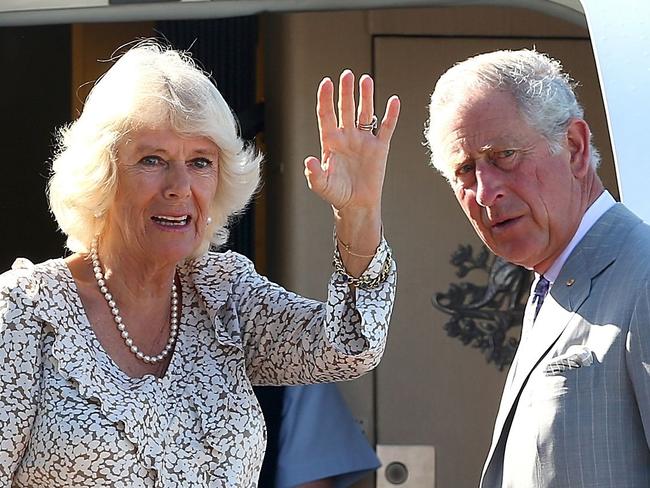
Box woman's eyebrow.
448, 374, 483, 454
189, 148, 219, 156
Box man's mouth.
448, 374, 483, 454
151, 215, 191, 226
491, 216, 520, 230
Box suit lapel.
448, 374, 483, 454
481, 204, 639, 485
482, 283, 586, 482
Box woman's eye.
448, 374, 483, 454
190, 158, 213, 169
140, 155, 163, 166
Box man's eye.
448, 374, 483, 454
140, 155, 163, 166
190, 158, 213, 169
496, 149, 516, 159
453, 163, 476, 187
457, 163, 475, 175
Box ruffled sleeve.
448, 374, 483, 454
205, 237, 396, 385
0, 261, 43, 485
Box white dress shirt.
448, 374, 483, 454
543, 190, 616, 285
522, 191, 616, 337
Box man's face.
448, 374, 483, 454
435, 89, 585, 272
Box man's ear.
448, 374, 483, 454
566, 118, 591, 178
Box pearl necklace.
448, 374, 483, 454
90, 243, 179, 364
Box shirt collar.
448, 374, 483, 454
542, 190, 616, 284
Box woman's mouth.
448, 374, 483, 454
151, 214, 191, 227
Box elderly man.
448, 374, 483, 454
425, 49, 650, 487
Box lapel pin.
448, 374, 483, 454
566, 278, 575, 287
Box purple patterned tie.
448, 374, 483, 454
532, 276, 550, 321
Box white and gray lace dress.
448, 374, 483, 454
0, 241, 395, 488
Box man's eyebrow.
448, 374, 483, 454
479, 139, 524, 153
449, 153, 473, 172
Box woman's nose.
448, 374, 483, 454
164, 164, 191, 199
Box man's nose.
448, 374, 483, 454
164, 164, 191, 199
474, 164, 504, 208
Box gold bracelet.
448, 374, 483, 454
332, 246, 393, 289
335, 235, 378, 259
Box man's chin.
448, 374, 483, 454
488, 244, 535, 269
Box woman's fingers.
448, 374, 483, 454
337, 70, 356, 129
318, 70, 399, 154
303, 156, 327, 193
309, 71, 399, 210
377, 95, 401, 144
356, 74, 375, 128
321, 70, 392, 138
317, 77, 337, 144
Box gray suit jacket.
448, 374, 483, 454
481, 204, 650, 488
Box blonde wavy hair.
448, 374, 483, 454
48, 41, 262, 256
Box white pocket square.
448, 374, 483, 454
544, 345, 593, 376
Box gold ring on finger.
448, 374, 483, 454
357, 114, 378, 131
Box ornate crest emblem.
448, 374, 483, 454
432, 245, 532, 370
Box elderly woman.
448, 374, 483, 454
0, 43, 399, 487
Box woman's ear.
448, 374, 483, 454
566, 118, 591, 178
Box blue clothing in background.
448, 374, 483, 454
275, 383, 381, 488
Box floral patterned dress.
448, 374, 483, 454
0, 242, 395, 487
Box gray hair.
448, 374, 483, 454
48, 41, 261, 256
425, 49, 600, 178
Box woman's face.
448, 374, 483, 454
105, 126, 219, 265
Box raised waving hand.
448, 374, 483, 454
305, 70, 400, 276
